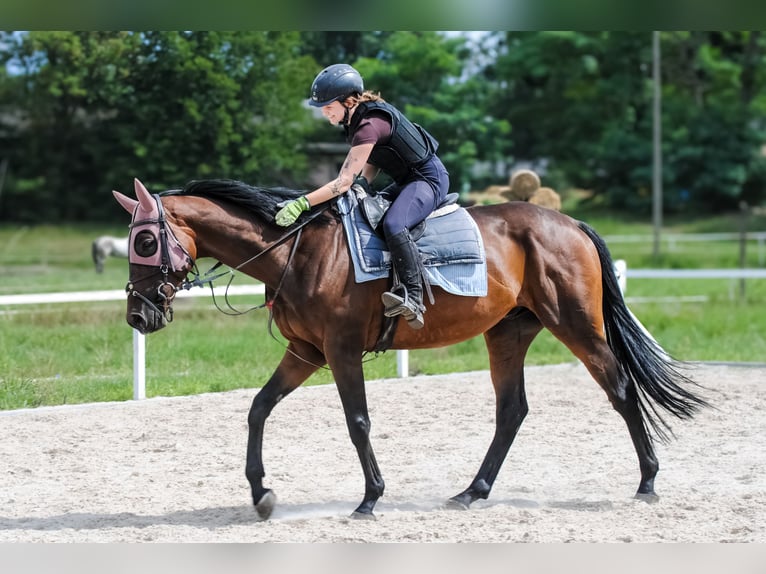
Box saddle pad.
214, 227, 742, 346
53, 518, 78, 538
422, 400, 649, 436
337, 192, 488, 297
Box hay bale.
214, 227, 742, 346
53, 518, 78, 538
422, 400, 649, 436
528, 187, 562, 211
506, 169, 541, 201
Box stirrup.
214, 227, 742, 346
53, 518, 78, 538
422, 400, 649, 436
381, 289, 424, 329
382, 285, 412, 315
381, 290, 412, 317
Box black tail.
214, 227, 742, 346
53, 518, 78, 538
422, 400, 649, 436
578, 222, 710, 443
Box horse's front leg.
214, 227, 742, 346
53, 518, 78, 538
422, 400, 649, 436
449, 312, 540, 510
245, 343, 323, 520
326, 345, 385, 519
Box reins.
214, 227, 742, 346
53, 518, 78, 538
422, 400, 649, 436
178, 202, 339, 371
131, 193, 381, 372
179, 202, 331, 315
186, 225, 303, 318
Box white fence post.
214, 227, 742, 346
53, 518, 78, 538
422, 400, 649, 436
396, 349, 409, 378
132, 329, 146, 400
614, 259, 627, 294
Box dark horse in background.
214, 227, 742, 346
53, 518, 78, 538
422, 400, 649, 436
113, 178, 708, 520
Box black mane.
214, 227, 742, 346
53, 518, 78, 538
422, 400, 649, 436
162, 179, 312, 222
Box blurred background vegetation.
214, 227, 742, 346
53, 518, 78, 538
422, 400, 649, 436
1, 31, 766, 223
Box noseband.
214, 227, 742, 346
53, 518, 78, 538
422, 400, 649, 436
127, 277, 178, 324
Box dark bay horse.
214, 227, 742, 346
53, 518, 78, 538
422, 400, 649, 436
113, 178, 708, 520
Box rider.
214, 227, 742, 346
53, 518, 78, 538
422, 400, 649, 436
275, 63, 449, 330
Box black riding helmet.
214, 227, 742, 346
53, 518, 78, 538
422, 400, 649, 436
309, 64, 364, 107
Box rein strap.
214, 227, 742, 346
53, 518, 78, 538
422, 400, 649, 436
179, 202, 331, 318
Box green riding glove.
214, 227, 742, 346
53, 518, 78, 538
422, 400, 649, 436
275, 196, 310, 226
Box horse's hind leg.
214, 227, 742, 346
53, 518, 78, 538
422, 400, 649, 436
549, 325, 660, 502
92, 241, 104, 273
585, 344, 660, 501
448, 308, 542, 509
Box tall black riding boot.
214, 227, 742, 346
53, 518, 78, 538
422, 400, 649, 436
381, 229, 425, 329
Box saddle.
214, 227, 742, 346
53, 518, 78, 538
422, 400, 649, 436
338, 182, 486, 353
356, 179, 460, 241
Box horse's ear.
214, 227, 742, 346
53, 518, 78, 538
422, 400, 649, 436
112, 190, 138, 214
134, 178, 155, 212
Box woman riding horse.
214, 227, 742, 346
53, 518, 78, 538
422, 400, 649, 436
114, 178, 709, 521
275, 63, 448, 330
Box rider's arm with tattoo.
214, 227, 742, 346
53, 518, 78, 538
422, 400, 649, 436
303, 143, 375, 207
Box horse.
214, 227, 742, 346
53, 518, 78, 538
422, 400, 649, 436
112, 178, 709, 521
91, 235, 129, 273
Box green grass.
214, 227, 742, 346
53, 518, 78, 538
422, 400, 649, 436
2, 214, 766, 411
0, 224, 130, 294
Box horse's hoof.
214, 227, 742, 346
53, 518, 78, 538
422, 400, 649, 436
634, 491, 660, 504
350, 510, 376, 521
445, 497, 470, 511
255, 490, 277, 520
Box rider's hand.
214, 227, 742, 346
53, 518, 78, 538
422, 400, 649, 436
275, 196, 310, 226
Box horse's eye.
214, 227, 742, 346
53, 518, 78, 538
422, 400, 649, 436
134, 230, 158, 257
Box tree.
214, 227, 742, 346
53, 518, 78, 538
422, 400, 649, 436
353, 31, 511, 193
488, 32, 655, 206
0, 31, 144, 220
6, 31, 763, 221
660, 31, 766, 211
0, 31, 316, 222
487, 31, 766, 213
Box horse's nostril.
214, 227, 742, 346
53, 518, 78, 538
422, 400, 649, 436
128, 313, 147, 333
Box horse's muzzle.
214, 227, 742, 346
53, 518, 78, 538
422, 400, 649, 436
126, 294, 169, 334
127, 308, 168, 334
125, 280, 176, 334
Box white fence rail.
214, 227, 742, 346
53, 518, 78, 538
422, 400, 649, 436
625, 268, 766, 279
3, 263, 764, 400
1, 283, 408, 399
0, 285, 268, 401
0, 284, 264, 306
604, 231, 766, 265
604, 231, 766, 243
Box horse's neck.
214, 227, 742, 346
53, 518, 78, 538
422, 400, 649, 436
174, 198, 301, 287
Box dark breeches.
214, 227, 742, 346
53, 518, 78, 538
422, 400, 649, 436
381, 156, 449, 238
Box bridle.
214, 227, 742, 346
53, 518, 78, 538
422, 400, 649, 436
125, 193, 193, 324
126, 193, 331, 323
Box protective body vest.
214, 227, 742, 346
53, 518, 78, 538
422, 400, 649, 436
346, 101, 439, 184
